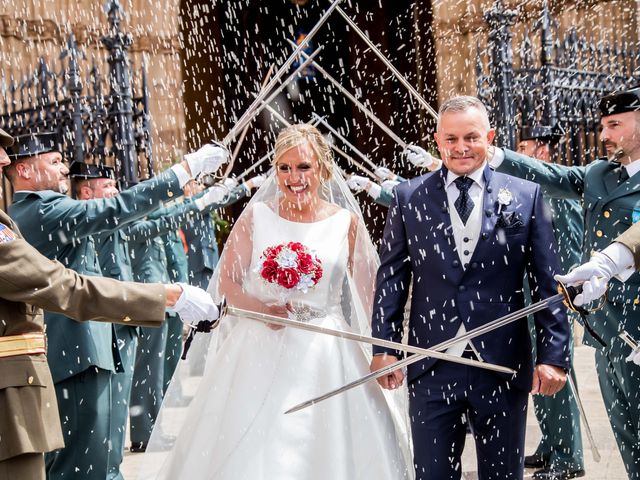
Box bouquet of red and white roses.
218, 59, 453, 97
257, 242, 323, 294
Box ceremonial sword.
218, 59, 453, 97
285, 284, 584, 414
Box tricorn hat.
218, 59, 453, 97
6, 132, 60, 161
520, 124, 564, 144
69, 161, 115, 181
599, 86, 640, 117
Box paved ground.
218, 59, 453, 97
122, 344, 628, 479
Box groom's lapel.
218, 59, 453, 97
425, 168, 460, 269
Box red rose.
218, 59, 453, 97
277, 268, 300, 289
313, 263, 323, 282
298, 253, 314, 274
288, 242, 305, 253
260, 259, 279, 282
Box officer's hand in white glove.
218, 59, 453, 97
346, 175, 371, 192
554, 252, 616, 306
173, 283, 220, 324
405, 145, 434, 169
195, 184, 227, 210
244, 174, 266, 191
223, 177, 238, 189
626, 345, 640, 365
374, 167, 397, 181
381, 179, 400, 195
184, 143, 229, 177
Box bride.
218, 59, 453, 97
141, 124, 412, 479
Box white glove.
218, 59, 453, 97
381, 179, 400, 195
184, 143, 229, 177
554, 252, 616, 306
405, 144, 435, 169
374, 167, 397, 181
626, 346, 640, 365
245, 174, 266, 191
195, 184, 227, 210
223, 177, 238, 189
346, 175, 371, 192
173, 283, 220, 324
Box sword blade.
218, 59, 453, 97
285, 293, 566, 414
225, 305, 514, 375
567, 374, 601, 462
223, 0, 345, 144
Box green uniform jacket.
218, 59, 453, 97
498, 150, 640, 347
8, 170, 182, 383
0, 210, 166, 462
616, 221, 640, 269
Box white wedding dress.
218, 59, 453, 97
145, 202, 411, 479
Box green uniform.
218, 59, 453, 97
498, 149, 640, 477
530, 197, 585, 471
94, 228, 137, 480
8, 170, 182, 479
127, 201, 198, 446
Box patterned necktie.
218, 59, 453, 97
454, 176, 475, 225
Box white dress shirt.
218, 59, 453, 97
444, 163, 487, 358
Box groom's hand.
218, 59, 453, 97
370, 354, 404, 390
531, 364, 566, 396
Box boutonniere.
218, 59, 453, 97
497, 188, 513, 214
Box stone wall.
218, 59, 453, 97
0, 0, 185, 170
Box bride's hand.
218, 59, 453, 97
262, 304, 290, 330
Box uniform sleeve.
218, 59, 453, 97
0, 234, 166, 326
37, 169, 183, 243
614, 221, 640, 270
498, 149, 587, 200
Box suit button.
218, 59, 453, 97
634, 298, 640, 305
452, 260, 460, 268
604, 211, 611, 218
481, 233, 489, 240
27, 376, 34, 385
596, 230, 603, 238
471, 262, 478, 269
463, 263, 469, 268
458, 285, 466, 292
167, 191, 174, 198
485, 209, 493, 217
123, 316, 132, 322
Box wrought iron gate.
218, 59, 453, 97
476, 0, 640, 166
0, 0, 152, 207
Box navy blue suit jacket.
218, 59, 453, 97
371, 165, 571, 391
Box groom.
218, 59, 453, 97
371, 96, 571, 479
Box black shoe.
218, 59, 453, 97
525, 453, 550, 469
532, 467, 586, 480
129, 441, 147, 453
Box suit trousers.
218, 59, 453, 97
129, 321, 168, 445
409, 359, 528, 480
0, 452, 45, 480
595, 337, 640, 479
45, 368, 112, 479
107, 325, 138, 480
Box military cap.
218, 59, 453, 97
0, 127, 14, 147
599, 86, 640, 117
69, 161, 115, 180
6, 132, 60, 161
520, 124, 564, 144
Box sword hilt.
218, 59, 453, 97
557, 281, 607, 314
180, 297, 226, 361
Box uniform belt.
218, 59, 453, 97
0, 332, 46, 358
